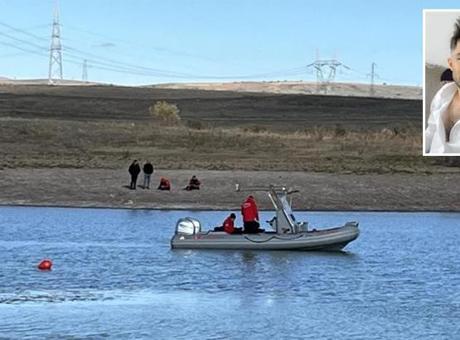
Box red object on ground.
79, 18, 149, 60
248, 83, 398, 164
38, 259, 53, 271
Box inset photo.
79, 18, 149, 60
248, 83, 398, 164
424, 9, 460, 155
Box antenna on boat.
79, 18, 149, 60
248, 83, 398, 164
235, 184, 281, 192
235, 184, 298, 194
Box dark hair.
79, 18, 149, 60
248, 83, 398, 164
441, 68, 453, 81
451, 18, 460, 51
230, 213, 236, 218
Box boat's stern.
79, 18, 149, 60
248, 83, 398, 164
171, 217, 202, 249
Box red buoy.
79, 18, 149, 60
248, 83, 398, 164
38, 259, 52, 271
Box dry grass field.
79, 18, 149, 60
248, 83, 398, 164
0, 116, 448, 174
0, 83, 455, 174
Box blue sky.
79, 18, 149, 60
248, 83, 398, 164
0, 0, 459, 85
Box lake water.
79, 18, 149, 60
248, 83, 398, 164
0, 206, 459, 339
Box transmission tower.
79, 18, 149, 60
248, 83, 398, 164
82, 59, 88, 82
307, 55, 350, 94
368, 62, 378, 96
48, 1, 63, 84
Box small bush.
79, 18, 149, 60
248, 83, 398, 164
244, 125, 267, 134
149, 101, 181, 125
186, 119, 206, 130
334, 124, 346, 137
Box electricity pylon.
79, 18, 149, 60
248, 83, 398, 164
307, 55, 350, 94
48, 1, 63, 84
82, 59, 88, 82
368, 62, 378, 96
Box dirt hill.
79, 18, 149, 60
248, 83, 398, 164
152, 81, 421, 100
0, 83, 421, 131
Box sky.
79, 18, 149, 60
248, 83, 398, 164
1, 0, 460, 86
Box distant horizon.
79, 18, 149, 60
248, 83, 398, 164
0, 75, 423, 88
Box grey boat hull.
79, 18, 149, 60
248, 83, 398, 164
171, 224, 359, 251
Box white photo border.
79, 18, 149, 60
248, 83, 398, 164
423, 8, 460, 156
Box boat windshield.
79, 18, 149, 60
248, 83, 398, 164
279, 195, 296, 227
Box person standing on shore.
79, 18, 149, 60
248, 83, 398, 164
142, 161, 154, 189
128, 160, 141, 190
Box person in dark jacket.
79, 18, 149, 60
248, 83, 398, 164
185, 175, 201, 190
128, 160, 141, 190
143, 161, 154, 189
241, 195, 263, 233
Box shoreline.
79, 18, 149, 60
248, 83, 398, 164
1, 168, 459, 212
1, 202, 459, 213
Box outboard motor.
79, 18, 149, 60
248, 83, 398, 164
175, 217, 202, 235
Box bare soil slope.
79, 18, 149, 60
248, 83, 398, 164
1, 169, 458, 211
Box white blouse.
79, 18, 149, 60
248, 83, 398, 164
425, 82, 460, 154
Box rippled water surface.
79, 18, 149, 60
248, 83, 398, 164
0, 207, 459, 339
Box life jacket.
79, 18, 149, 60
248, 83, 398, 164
241, 197, 259, 222
223, 216, 235, 234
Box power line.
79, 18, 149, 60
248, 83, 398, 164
0, 22, 312, 81
60, 43, 311, 80
0, 20, 396, 85
0, 39, 48, 58
0, 22, 50, 41
62, 23, 226, 64
0, 24, 332, 82
0, 30, 48, 52
0, 51, 37, 58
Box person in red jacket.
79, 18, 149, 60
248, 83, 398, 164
213, 213, 242, 234
157, 177, 171, 191
241, 195, 263, 233
223, 213, 243, 234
